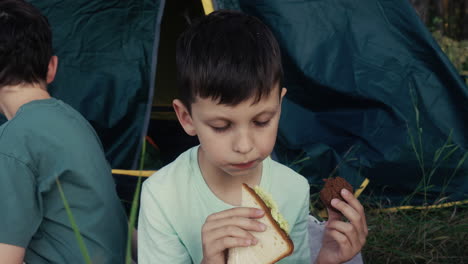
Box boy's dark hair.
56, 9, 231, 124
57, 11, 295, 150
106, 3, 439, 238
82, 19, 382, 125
176, 10, 283, 111
0, 0, 53, 87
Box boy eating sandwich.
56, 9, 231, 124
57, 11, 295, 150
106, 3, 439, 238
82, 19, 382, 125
138, 10, 367, 264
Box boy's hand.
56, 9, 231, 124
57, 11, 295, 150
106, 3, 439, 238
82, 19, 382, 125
200, 207, 266, 264
316, 189, 368, 264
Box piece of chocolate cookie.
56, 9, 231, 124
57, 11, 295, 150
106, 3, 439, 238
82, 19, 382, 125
320, 177, 353, 214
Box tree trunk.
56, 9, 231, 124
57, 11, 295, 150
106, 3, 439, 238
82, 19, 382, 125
463, 0, 468, 39
408, 0, 429, 24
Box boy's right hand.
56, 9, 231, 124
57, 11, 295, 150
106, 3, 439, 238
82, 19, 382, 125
200, 207, 266, 264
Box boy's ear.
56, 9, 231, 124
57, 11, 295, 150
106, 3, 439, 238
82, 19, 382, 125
280, 87, 287, 99
280, 87, 287, 103
173, 99, 197, 136
46, 56, 58, 84
278, 87, 287, 116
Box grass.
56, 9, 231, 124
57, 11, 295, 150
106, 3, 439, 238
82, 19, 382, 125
362, 203, 468, 264
309, 196, 468, 264
305, 92, 468, 263
353, 87, 467, 264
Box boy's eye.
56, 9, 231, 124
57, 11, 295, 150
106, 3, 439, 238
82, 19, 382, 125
254, 120, 271, 127
211, 124, 230, 133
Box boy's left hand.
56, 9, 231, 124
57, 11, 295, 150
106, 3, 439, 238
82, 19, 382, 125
316, 188, 368, 264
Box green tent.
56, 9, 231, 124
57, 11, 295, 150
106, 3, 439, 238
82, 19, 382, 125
11, 0, 466, 209
236, 0, 468, 207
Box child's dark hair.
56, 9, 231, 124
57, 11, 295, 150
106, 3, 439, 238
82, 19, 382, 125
0, 0, 53, 87
176, 10, 283, 111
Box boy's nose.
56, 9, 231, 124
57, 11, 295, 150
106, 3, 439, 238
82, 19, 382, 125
233, 132, 254, 154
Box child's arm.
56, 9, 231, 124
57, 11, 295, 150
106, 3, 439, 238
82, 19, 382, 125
0, 243, 25, 264
0, 157, 39, 263
201, 207, 266, 264
316, 189, 368, 264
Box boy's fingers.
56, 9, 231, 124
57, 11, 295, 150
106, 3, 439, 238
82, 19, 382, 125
341, 189, 368, 229
325, 229, 353, 254
332, 190, 368, 234
204, 236, 253, 258
326, 221, 361, 249
341, 189, 364, 214
331, 198, 359, 223
206, 207, 264, 222
330, 199, 366, 239
204, 224, 258, 246
326, 207, 342, 222
204, 216, 266, 233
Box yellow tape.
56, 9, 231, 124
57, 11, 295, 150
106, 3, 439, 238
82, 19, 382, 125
354, 178, 369, 198
111, 169, 156, 177
374, 200, 468, 213
318, 209, 328, 219
201, 0, 214, 15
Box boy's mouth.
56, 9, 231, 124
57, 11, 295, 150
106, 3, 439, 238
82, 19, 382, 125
231, 160, 256, 169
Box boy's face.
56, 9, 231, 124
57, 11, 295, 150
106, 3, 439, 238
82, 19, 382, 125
174, 85, 286, 181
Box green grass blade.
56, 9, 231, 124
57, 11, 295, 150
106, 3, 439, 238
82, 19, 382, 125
440, 152, 468, 196
433, 130, 453, 163
290, 156, 310, 166
56, 179, 92, 264
439, 145, 459, 164
426, 145, 459, 187
125, 139, 147, 264
328, 144, 356, 178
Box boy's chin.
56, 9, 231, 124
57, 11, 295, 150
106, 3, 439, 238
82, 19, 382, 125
224, 164, 261, 177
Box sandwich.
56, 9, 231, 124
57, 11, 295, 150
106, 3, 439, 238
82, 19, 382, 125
227, 183, 294, 264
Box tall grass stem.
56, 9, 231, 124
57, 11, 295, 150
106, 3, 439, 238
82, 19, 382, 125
56, 178, 92, 264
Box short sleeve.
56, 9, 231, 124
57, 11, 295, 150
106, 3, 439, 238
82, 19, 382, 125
279, 184, 311, 264
138, 182, 192, 264
0, 154, 42, 247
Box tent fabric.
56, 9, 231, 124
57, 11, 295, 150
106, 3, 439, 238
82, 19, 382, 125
8, 0, 466, 208
237, 0, 468, 206
25, 0, 162, 169
212, 0, 240, 10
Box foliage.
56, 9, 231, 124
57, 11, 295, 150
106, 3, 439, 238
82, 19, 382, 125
307, 87, 468, 262
432, 30, 468, 75
362, 203, 468, 264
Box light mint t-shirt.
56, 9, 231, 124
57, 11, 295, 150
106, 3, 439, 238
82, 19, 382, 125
0, 98, 128, 264
138, 146, 311, 264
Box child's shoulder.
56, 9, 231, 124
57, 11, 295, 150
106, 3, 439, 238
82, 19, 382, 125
5, 98, 75, 130
268, 158, 308, 184
266, 157, 309, 195
143, 146, 197, 190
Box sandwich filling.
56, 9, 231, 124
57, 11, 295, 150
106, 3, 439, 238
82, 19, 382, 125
253, 186, 290, 234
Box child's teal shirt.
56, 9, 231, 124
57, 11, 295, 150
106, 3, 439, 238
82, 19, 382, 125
0, 98, 127, 263
138, 146, 311, 263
